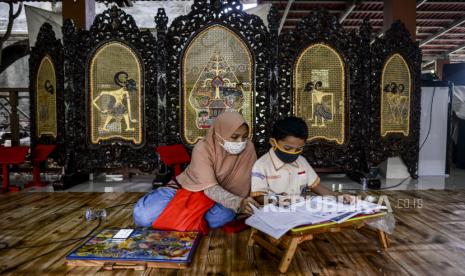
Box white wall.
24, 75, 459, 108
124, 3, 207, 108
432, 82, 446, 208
418, 86, 450, 176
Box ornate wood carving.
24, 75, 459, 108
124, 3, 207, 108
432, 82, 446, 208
268, 6, 280, 122
358, 19, 373, 174
155, 8, 169, 145
62, 6, 158, 173
29, 23, 65, 164
164, 0, 271, 155
277, 9, 365, 173
369, 21, 422, 178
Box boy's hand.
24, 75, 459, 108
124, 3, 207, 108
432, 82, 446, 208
240, 197, 260, 215
340, 194, 356, 204
278, 194, 291, 207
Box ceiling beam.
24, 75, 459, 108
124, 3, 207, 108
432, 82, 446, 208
420, 16, 465, 46
446, 42, 465, 55
432, 32, 465, 35
339, 2, 356, 23
281, 10, 465, 15
265, 1, 347, 4
423, 48, 464, 50
281, 26, 378, 29
422, 60, 436, 69
416, 0, 428, 9
416, 10, 465, 14
422, 56, 444, 61
422, 40, 462, 45
424, 38, 465, 41
422, 44, 463, 47
419, 1, 465, 4
281, 25, 382, 29
416, 19, 455, 22
286, 18, 443, 23
418, 26, 454, 29
341, 18, 455, 22
279, 0, 294, 34
418, 33, 465, 36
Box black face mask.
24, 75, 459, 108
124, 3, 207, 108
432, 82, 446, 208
274, 148, 299, 163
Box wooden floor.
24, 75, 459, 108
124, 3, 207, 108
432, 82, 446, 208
1, 190, 465, 275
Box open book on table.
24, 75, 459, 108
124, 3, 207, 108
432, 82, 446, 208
245, 196, 387, 239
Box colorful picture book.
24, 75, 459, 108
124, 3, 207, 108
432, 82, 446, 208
66, 228, 201, 264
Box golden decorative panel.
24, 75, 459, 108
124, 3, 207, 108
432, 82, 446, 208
293, 43, 345, 144
182, 25, 253, 145
36, 55, 57, 138
381, 53, 411, 137
89, 41, 142, 144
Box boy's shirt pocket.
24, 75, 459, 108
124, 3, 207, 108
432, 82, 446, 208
266, 175, 282, 180
267, 172, 290, 194
297, 170, 308, 187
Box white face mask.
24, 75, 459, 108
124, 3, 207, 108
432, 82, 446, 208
217, 134, 247, 155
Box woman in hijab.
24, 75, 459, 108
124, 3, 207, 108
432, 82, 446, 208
133, 111, 260, 229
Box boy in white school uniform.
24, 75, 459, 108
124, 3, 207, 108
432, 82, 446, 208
250, 117, 352, 205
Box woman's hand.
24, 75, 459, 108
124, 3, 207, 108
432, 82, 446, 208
239, 197, 260, 216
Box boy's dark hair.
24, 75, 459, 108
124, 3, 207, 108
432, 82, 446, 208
271, 116, 308, 140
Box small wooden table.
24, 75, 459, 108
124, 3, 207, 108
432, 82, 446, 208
248, 212, 389, 273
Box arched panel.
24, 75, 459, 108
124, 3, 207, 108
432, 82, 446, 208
89, 41, 143, 145
62, 6, 158, 173
36, 55, 57, 138
165, 0, 270, 154
294, 43, 345, 145
278, 9, 363, 174
182, 25, 253, 145
369, 21, 422, 178
381, 53, 411, 137
29, 22, 65, 166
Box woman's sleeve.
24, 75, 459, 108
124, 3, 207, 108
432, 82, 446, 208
203, 185, 243, 213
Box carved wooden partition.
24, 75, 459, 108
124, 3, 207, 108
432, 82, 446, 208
29, 23, 65, 163
28, 4, 421, 179
62, 6, 159, 173
368, 21, 422, 178
164, 0, 271, 154
277, 10, 366, 174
